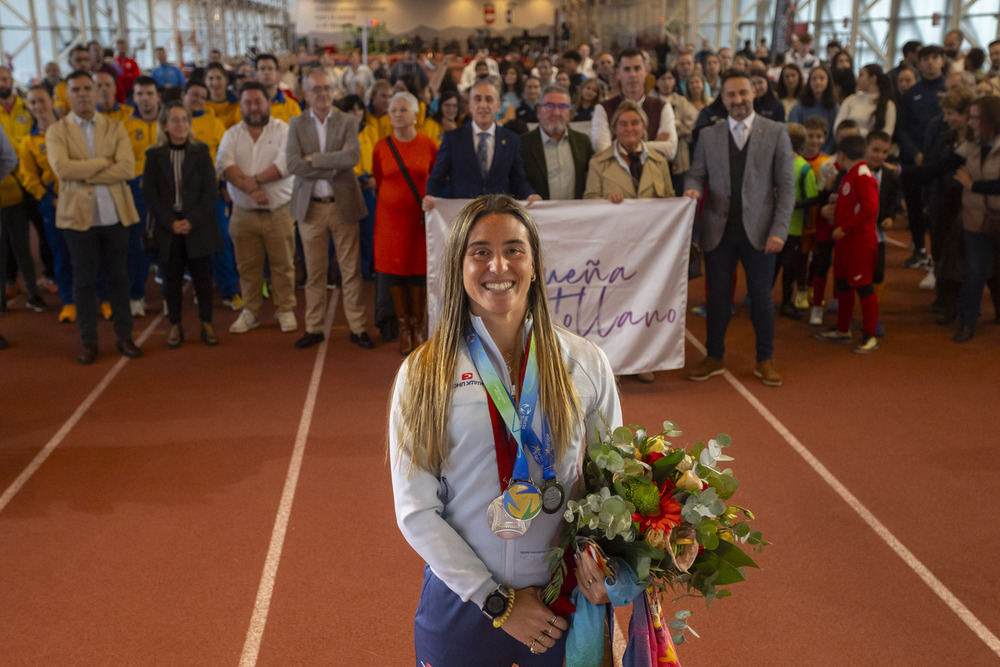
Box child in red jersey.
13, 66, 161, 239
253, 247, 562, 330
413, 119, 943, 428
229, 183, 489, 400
816, 134, 881, 353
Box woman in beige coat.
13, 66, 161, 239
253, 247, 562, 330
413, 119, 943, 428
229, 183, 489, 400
583, 100, 674, 203
583, 100, 674, 384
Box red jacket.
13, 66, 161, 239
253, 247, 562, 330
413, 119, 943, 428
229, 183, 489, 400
114, 56, 141, 103
833, 161, 879, 249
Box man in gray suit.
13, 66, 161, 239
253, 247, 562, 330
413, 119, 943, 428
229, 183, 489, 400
520, 85, 594, 200
287, 69, 373, 350
683, 70, 795, 387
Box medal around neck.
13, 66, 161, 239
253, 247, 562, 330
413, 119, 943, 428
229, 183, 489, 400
540, 479, 565, 514
503, 480, 542, 520
488, 495, 529, 539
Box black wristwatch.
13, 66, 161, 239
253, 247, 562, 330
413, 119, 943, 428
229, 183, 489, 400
481, 584, 511, 619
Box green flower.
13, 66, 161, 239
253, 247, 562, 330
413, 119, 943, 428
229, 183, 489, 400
622, 478, 660, 516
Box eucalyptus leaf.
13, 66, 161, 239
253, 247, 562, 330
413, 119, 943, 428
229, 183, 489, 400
715, 433, 732, 447
674, 610, 692, 620
668, 620, 688, 631
672, 633, 686, 645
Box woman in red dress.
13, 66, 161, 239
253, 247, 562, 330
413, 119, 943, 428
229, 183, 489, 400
373, 91, 438, 354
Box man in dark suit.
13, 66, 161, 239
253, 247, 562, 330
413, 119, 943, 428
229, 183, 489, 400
423, 77, 539, 210
684, 70, 795, 387
287, 69, 372, 350
520, 84, 593, 200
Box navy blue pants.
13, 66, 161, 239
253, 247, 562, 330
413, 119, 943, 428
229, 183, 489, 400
958, 229, 1000, 328
414, 566, 565, 667
704, 227, 777, 362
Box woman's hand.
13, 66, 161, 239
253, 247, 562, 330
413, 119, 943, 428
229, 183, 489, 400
954, 166, 973, 189
422, 195, 436, 212
574, 552, 610, 604
607, 191, 625, 204
500, 586, 568, 654
172, 219, 192, 234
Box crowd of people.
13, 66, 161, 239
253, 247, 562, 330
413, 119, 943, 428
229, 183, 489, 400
1, 29, 999, 369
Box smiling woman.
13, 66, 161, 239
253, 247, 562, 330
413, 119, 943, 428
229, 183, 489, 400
388, 194, 622, 667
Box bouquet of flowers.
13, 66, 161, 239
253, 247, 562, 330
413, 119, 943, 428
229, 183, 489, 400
543, 420, 768, 652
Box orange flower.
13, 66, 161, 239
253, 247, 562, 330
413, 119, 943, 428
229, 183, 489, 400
635, 480, 683, 537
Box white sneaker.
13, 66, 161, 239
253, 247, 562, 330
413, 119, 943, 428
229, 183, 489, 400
229, 310, 260, 334
276, 311, 297, 333
918, 270, 936, 290
130, 299, 146, 317
809, 306, 823, 326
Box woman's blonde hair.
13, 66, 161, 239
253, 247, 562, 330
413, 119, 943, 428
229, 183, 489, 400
610, 99, 649, 143
151, 100, 203, 149
394, 195, 582, 476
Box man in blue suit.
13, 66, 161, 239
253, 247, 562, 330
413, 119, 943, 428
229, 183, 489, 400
423, 76, 539, 209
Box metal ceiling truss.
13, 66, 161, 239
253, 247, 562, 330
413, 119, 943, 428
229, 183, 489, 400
0, 0, 287, 83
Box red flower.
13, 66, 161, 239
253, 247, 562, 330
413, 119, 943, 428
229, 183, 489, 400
634, 479, 682, 535
644, 451, 664, 465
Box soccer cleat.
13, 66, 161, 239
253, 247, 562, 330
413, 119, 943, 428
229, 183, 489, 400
130, 299, 146, 317
918, 270, 936, 290
809, 306, 824, 326
854, 334, 879, 354
816, 329, 852, 344
58, 304, 77, 323
100, 302, 113, 320
691, 304, 707, 317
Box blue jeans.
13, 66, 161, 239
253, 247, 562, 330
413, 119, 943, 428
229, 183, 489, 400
958, 229, 1000, 328
704, 227, 777, 362
414, 566, 566, 667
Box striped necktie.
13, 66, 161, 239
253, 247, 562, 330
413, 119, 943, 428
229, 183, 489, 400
477, 131, 489, 179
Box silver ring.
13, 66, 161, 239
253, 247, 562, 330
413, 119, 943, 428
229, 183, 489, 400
548, 615, 557, 625
588, 577, 596, 585
536, 632, 546, 644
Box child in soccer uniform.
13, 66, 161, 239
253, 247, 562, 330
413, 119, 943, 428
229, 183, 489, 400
799, 117, 832, 310
775, 124, 820, 319
864, 130, 899, 337
811, 119, 861, 326
816, 134, 881, 353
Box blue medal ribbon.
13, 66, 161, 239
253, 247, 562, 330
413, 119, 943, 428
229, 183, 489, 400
465, 327, 556, 486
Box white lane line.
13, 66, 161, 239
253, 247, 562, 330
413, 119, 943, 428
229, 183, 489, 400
0, 310, 165, 514
683, 329, 1000, 658
239, 292, 340, 667
884, 234, 908, 249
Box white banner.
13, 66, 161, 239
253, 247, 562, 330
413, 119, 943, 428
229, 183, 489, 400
425, 198, 697, 374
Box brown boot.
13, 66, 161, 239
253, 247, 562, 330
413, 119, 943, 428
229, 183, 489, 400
409, 284, 428, 346
390, 285, 413, 355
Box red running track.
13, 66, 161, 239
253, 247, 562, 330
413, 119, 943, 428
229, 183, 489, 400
1, 231, 998, 666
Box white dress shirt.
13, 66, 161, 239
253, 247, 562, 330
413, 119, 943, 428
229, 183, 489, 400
72, 112, 119, 226
590, 95, 677, 161
216, 117, 293, 210
310, 108, 335, 198
728, 111, 757, 150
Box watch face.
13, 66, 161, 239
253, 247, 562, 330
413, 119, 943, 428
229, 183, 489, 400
484, 592, 507, 616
